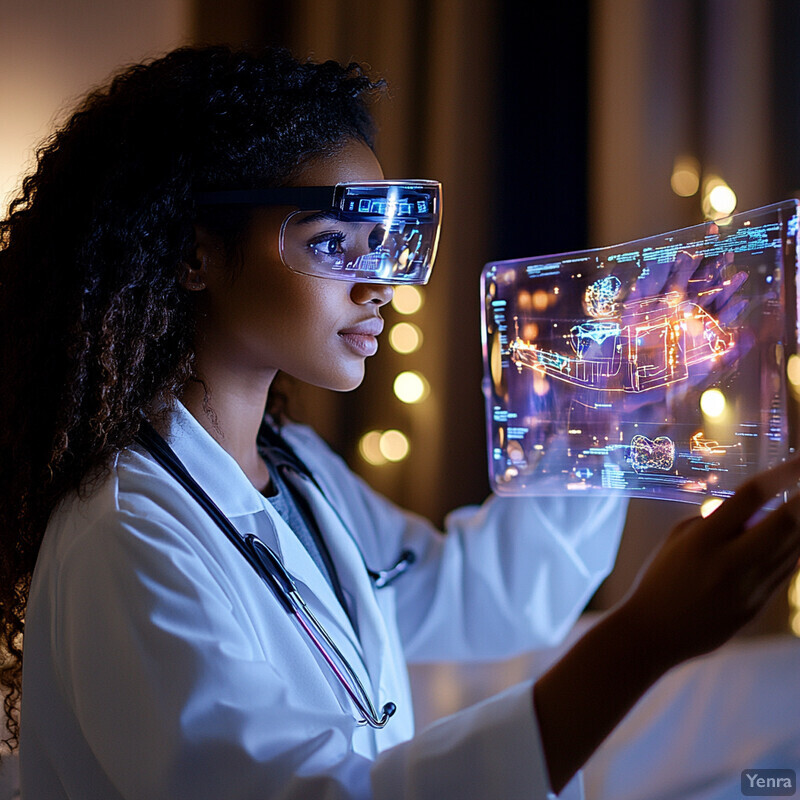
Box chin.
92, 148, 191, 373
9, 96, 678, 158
331, 373, 365, 392
301, 366, 366, 393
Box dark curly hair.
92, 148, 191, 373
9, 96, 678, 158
0, 44, 384, 749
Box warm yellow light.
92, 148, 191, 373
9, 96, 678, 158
670, 155, 700, 197
389, 322, 422, 354
788, 354, 800, 387
702, 175, 737, 220
359, 430, 387, 465
507, 440, 526, 463
700, 497, 724, 518
379, 429, 410, 462
709, 184, 737, 215
393, 371, 429, 403
533, 373, 550, 396
491, 334, 503, 390
700, 388, 726, 418
392, 285, 423, 315
523, 322, 539, 341
790, 569, 800, 638
789, 570, 800, 607
532, 290, 549, 311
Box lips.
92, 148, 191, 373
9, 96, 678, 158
338, 317, 384, 357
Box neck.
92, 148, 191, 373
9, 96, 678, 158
180, 358, 276, 493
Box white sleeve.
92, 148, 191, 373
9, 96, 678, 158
286, 425, 628, 661
372, 681, 562, 800
44, 503, 572, 800
50, 506, 374, 800
396, 493, 627, 660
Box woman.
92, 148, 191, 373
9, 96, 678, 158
2, 45, 799, 800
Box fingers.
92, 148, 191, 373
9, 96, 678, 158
738, 495, 800, 565
698, 270, 747, 314
665, 250, 703, 294
717, 269, 748, 307
716, 296, 748, 326
665, 513, 703, 542
634, 262, 670, 297
731, 495, 800, 607
707, 456, 800, 535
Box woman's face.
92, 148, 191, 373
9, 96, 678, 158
195, 138, 393, 392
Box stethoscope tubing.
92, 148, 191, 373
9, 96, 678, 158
245, 533, 394, 727
136, 419, 397, 729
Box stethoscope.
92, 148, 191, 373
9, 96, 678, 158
136, 419, 415, 729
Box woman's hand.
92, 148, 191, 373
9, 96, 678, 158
535, 456, 800, 794
619, 456, 800, 668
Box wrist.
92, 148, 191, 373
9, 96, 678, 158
533, 604, 673, 793
611, 592, 684, 677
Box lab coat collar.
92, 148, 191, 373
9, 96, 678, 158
159, 401, 268, 519
156, 402, 388, 697
157, 402, 364, 651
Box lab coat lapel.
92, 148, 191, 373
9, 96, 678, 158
259, 499, 367, 673
282, 469, 392, 695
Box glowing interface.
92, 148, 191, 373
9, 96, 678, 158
481, 201, 800, 505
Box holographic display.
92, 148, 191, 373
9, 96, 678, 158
482, 201, 800, 505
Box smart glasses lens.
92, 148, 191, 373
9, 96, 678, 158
279, 181, 441, 284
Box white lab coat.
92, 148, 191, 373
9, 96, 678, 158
20, 402, 627, 799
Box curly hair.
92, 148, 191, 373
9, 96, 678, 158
0, 44, 383, 749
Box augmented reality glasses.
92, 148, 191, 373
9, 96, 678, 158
195, 180, 442, 285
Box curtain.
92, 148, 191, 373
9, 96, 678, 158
194, 0, 503, 524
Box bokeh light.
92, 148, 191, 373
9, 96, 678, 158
700, 497, 724, 518
709, 184, 737, 215
359, 430, 386, 465
379, 429, 410, 462
670, 155, 701, 197
393, 371, 429, 403
700, 388, 726, 418
392, 285, 423, 315
790, 570, 800, 638
532, 290, 549, 311
702, 175, 737, 220
787, 353, 800, 387
389, 322, 423, 354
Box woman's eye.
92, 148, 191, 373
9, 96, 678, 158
309, 232, 346, 258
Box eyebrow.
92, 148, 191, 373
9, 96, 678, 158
295, 210, 342, 225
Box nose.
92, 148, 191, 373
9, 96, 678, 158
350, 282, 394, 307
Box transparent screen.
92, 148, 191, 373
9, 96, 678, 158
481, 200, 800, 505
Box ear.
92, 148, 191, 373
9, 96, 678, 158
179, 260, 207, 291
179, 226, 222, 291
